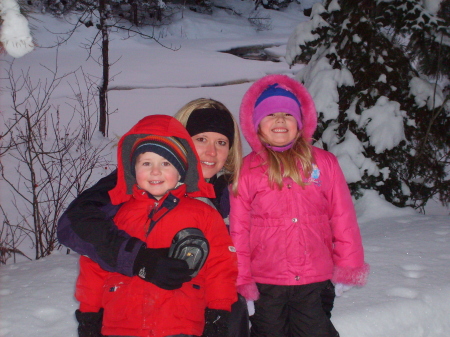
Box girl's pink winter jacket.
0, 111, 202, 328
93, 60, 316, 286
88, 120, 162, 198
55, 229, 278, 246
230, 147, 368, 287
230, 74, 369, 291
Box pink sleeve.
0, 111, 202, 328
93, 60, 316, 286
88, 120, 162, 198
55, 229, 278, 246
325, 154, 370, 286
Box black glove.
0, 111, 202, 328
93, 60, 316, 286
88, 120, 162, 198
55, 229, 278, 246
133, 246, 192, 290
75, 309, 104, 337
202, 308, 230, 337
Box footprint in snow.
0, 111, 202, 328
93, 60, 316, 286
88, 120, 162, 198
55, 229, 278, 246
395, 219, 412, 224
0, 289, 12, 296
32, 307, 66, 323
0, 275, 10, 282
363, 246, 382, 252
401, 264, 425, 279
386, 287, 418, 299
0, 320, 12, 337
435, 237, 447, 243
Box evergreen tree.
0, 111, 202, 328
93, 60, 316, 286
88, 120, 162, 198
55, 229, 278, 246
36, 0, 170, 26
254, 0, 294, 10
286, 0, 450, 209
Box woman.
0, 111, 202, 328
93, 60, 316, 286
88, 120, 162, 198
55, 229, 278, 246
57, 98, 248, 337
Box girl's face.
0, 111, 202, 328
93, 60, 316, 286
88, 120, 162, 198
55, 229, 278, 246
134, 152, 181, 200
191, 132, 230, 179
259, 112, 298, 147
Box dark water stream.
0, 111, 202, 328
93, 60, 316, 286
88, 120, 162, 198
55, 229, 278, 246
221, 44, 282, 62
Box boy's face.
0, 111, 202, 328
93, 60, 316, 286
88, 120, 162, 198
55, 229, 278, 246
135, 152, 181, 200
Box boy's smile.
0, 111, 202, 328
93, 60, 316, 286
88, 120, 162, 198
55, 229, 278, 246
135, 152, 181, 199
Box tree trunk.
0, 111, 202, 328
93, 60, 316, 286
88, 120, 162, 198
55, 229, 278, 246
131, 0, 139, 26
98, 0, 109, 137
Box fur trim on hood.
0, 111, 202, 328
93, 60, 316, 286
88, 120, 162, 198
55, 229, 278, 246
109, 114, 215, 205
240, 74, 317, 153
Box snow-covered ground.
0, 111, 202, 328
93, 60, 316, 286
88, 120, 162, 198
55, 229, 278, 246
1, 191, 449, 337
1, 1, 449, 336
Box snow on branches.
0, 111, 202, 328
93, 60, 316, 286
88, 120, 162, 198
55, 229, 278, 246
0, 0, 34, 58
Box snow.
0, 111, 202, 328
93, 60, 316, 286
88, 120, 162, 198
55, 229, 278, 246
324, 129, 380, 183
409, 76, 446, 110
358, 96, 406, 154
423, 0, 445, 14
0, 0, 34, 58
1, 1, 449, 336
1, 191, 449, 337
297, 55, 354, 122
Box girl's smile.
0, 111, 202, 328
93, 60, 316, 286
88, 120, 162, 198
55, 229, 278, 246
259, 112, 298, 147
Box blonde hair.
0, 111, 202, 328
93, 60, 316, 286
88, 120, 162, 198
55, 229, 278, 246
174, 98, 242, 195
258, 131, 314, 189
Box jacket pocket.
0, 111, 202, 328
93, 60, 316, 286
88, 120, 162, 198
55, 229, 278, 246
172, 281, 206, 325
102, 274, 142, 327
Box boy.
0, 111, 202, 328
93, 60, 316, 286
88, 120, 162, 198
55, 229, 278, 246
75, 115, 237, 337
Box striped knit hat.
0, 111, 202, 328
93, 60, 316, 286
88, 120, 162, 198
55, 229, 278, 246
253, 83, 302, 132
130, 135, 188, 182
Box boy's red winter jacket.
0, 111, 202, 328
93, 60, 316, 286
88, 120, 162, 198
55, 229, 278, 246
75, 115, 238, 337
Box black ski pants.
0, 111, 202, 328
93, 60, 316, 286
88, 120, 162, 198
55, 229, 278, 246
229, 293, 251, 337
250, 281, 339, 337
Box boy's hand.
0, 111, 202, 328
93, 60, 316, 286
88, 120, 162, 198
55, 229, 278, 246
202, 308, 230, 337
133, 247, 192, 290
75, 309, 104, 337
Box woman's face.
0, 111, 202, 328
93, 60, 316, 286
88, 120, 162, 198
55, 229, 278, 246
191, 132, 230, 179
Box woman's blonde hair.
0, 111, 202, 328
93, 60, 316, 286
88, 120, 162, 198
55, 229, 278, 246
174, 98, 242, 195
258, 131, 314, 189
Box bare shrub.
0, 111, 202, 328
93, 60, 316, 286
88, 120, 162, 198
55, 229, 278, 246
0, 59, 114, 261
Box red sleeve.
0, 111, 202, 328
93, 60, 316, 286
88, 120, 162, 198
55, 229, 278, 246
203, 209, 238, 311
75, 256, 109, 311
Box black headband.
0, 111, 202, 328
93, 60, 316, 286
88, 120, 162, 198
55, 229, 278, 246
185, 108, 235, 148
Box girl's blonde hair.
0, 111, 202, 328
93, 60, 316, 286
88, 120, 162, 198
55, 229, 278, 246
174, 98, 242, 195
258, 131, 314, 189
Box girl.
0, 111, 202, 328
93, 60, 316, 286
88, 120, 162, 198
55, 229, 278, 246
229, 75, 369, 337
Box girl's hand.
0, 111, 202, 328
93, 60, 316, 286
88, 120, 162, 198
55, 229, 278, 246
246, 300, 255, 316
334, 283, 353, 297
237, 282, 260, 301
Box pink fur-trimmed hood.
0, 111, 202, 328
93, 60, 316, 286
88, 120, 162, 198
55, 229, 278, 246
240, 74, 317, 153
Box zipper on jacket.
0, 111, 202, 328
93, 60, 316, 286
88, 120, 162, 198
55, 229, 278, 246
145, 196, 178, 236
149, 202, 159, 219
146, 202, 159, 236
